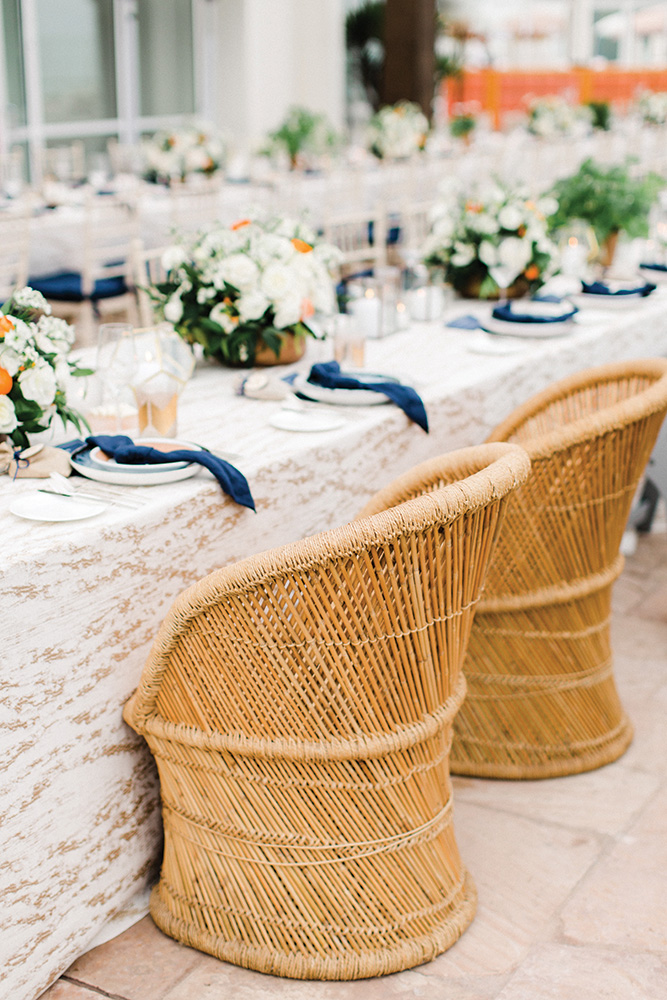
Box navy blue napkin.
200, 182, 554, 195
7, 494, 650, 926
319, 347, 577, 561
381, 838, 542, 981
492, 302, 577, 324
446, 314, 481, 329
581, 279, 656, 297
307, 362, 428, 432
639, 262, 667, 272
86, 435, 255, 510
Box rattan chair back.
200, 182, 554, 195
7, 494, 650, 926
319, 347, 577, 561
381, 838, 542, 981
453, 359, 667, 778
124, 442, 530, 979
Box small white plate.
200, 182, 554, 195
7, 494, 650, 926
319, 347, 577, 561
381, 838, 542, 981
292, 372, 397, 406
10, 493, 107, 522
639, 265, 667, 283
270, 410, 347, 432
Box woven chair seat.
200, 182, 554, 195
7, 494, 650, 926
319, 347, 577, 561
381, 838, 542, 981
359, 360, 667, 779
124, 442, 530, 979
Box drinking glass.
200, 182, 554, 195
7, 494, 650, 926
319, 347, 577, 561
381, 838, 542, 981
94, 323, 139, 433
331, 314, 365, 369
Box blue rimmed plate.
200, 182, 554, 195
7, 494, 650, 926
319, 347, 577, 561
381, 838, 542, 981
71, 438, 204, 486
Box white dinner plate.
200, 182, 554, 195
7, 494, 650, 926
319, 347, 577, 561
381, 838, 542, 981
639, 265, 667, 284
71, 440, 203, 486
10, 493, 107, 522
85, 438, 201, 472
269, 410, 347, 432
292, 372, 398, 406
481, 317, 576, 338
570, 291, 654, 310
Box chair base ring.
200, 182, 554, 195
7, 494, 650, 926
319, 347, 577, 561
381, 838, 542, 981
149, 871, 478, 980
450, 714, 633, 780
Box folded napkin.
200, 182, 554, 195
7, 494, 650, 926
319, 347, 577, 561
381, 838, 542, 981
307, 362, 428, 432
492, 301, 577, 324
581, 279, 656, 297
446, 314, 482, 330
639, 262, 667, 272
86, 435, 256, 511
0, 442, 72, 479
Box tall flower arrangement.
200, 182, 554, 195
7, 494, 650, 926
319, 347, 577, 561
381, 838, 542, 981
367, 101, 429, 160
142, 123, 226, 184
526, 96, 592, 138
0, 287, 89, 448
637, 91, 667, 126
422, 181, 558, 298
150, 216, 342, 367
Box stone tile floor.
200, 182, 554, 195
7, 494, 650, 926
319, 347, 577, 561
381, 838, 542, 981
44, 529, 667, 1000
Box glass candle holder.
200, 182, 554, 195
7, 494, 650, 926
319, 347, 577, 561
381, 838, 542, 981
130, 325, 195, 438
332, 313, 365, 368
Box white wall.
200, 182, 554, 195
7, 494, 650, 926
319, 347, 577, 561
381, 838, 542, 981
213, 0, 345, 154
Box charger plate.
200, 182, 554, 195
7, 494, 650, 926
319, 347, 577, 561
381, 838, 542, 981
292, 371, 400, 406
71, 438, 204, 486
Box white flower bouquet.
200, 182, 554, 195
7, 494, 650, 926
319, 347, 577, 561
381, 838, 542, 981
142, 122, 226, 184
637, 90, 667, 126
150, 216, 342, 367
368, 101, 429, 160
0, 287, 90, 448
526, 95, 592, 138
422, 181, 559, 298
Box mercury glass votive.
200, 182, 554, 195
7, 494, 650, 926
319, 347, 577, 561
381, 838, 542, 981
130, 325, 195, 438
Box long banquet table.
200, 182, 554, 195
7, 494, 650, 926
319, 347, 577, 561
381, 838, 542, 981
3, 294, 667, 1000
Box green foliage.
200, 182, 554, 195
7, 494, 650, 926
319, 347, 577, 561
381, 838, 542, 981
548, 158, 663, 243
267, 106, 339, 165
586, 101, 611, 131
449, 114, 475, 138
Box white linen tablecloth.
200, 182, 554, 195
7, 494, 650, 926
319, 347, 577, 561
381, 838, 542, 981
2, 296, 667, 1000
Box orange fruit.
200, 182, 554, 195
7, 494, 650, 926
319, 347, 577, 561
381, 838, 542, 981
0, 367, 13, 394
0, 315, 15, 336
291, 237, 312, 254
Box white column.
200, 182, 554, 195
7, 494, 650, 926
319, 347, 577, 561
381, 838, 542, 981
568, 0, 595, 65
212, 0, 345, 155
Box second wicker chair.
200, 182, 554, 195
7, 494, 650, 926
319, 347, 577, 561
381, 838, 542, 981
124, 442, 530, 980
362, 359, 667, 779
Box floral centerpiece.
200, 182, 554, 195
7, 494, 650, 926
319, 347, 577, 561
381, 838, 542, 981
367, 101, 429, 160
142, 122, 226, 185
637, 90, 667, 126
0, 287, 90, 448
526, 95, 592, 138
547, 158, 663, 265
150, 216, 342, 367
264, 107, 339, 170
422, 181, 558, 298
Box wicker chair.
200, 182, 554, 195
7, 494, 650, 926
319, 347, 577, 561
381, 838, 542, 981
363, 360, 667, 779
124, 442, 530, 980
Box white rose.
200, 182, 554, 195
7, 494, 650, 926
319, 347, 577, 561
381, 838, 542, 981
469, 213, 499, 236
498, 205, 524, 231
0, 395, 18, 433
537, 196, 558, 218
19, 362, 57, 407
237, 291, 270, 322
161, 245, 188, 272
497, 236, 532, 276
0, 345, 21, 376
163, 293, 183, 323
261, 263, 294, 301
273, 294, 302, 329
478, 240, 499, 266
450, 242, 476, 268
219, 254, 259, 291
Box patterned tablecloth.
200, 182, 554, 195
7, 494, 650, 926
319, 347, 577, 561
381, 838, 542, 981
3, 297, 667, 1000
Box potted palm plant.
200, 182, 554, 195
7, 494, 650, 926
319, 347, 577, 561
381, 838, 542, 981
548, 158, 663, 267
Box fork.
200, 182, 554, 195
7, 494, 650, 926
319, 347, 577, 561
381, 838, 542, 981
43, 472, 147, 509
